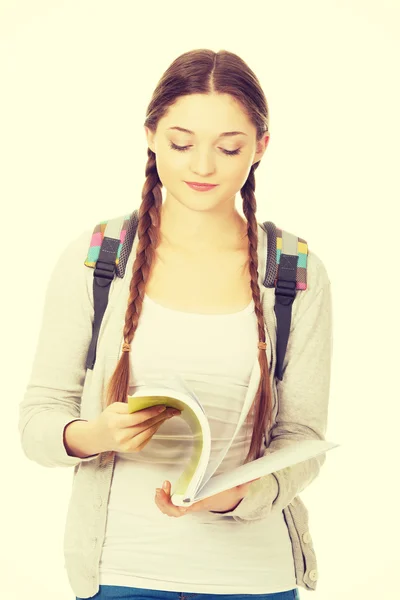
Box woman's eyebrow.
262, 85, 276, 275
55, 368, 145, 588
167, 126, 247, 138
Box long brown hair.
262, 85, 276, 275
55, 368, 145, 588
101, 49, 273, 467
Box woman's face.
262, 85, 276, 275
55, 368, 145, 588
145, 93, 269, 212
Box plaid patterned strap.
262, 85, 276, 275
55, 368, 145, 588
276, 226, 308, 291
84, 213, 131, 273
261, 221, 308, 291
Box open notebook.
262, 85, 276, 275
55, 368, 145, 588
127, 374, 339, 507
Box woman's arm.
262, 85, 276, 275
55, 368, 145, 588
18, 228, 101, 468
220, 252, 333, 521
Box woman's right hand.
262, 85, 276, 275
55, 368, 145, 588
92, 402, 181, 454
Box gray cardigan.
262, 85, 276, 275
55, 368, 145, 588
18, 219, 333, 598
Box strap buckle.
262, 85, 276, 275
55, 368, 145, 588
275, 278, 296, 296
94, 259, 116, 281
275, 279, 297, 305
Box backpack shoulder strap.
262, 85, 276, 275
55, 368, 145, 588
84, 212, 134, 275
260, 221, 309, 381
84, 211, 308, 377
84, 211, 139, 369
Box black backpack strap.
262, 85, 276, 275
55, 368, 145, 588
85, 212, 138, 370
85, 211, 307, 378
261, 222, 308, 381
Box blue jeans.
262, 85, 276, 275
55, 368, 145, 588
77, 586, 300, 600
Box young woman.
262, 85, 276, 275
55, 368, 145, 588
19, 49, 333, 600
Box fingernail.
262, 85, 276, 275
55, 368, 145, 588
167, 410, 181, 418
162, 481, 168, 491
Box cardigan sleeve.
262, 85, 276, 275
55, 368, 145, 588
220, 252, 333, 522
18, 229, 102, 468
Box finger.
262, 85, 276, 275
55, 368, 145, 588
125, 422, 162, 452
162, 480, 187, 509
155, 483, 188, 517
155, 489, 186, 517
125, 405, 167, 427
148, 409, 179, 425
134, 421, 165, 452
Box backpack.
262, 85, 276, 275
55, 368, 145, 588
84, 209, 308, 381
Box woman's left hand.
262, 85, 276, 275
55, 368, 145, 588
154, 479, 259, 517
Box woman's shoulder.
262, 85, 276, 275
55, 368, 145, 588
57, 227, 95, 267
258, 219, 331, 294
305, 247, 331, 294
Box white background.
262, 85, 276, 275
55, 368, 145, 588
1, 1, 399, 598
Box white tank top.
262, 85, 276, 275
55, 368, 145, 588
99, 293, 296, 594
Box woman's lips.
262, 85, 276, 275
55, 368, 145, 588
185, 182, 218, 191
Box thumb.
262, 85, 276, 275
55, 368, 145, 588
162, 480, 171, 494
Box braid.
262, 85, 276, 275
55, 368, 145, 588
241, 163, 274, 463
101, 149, 163, 467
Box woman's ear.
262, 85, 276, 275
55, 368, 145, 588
144, 126, 156, 153
253, 133, 270, 165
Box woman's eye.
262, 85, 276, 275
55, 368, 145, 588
168, 141, 241, 156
